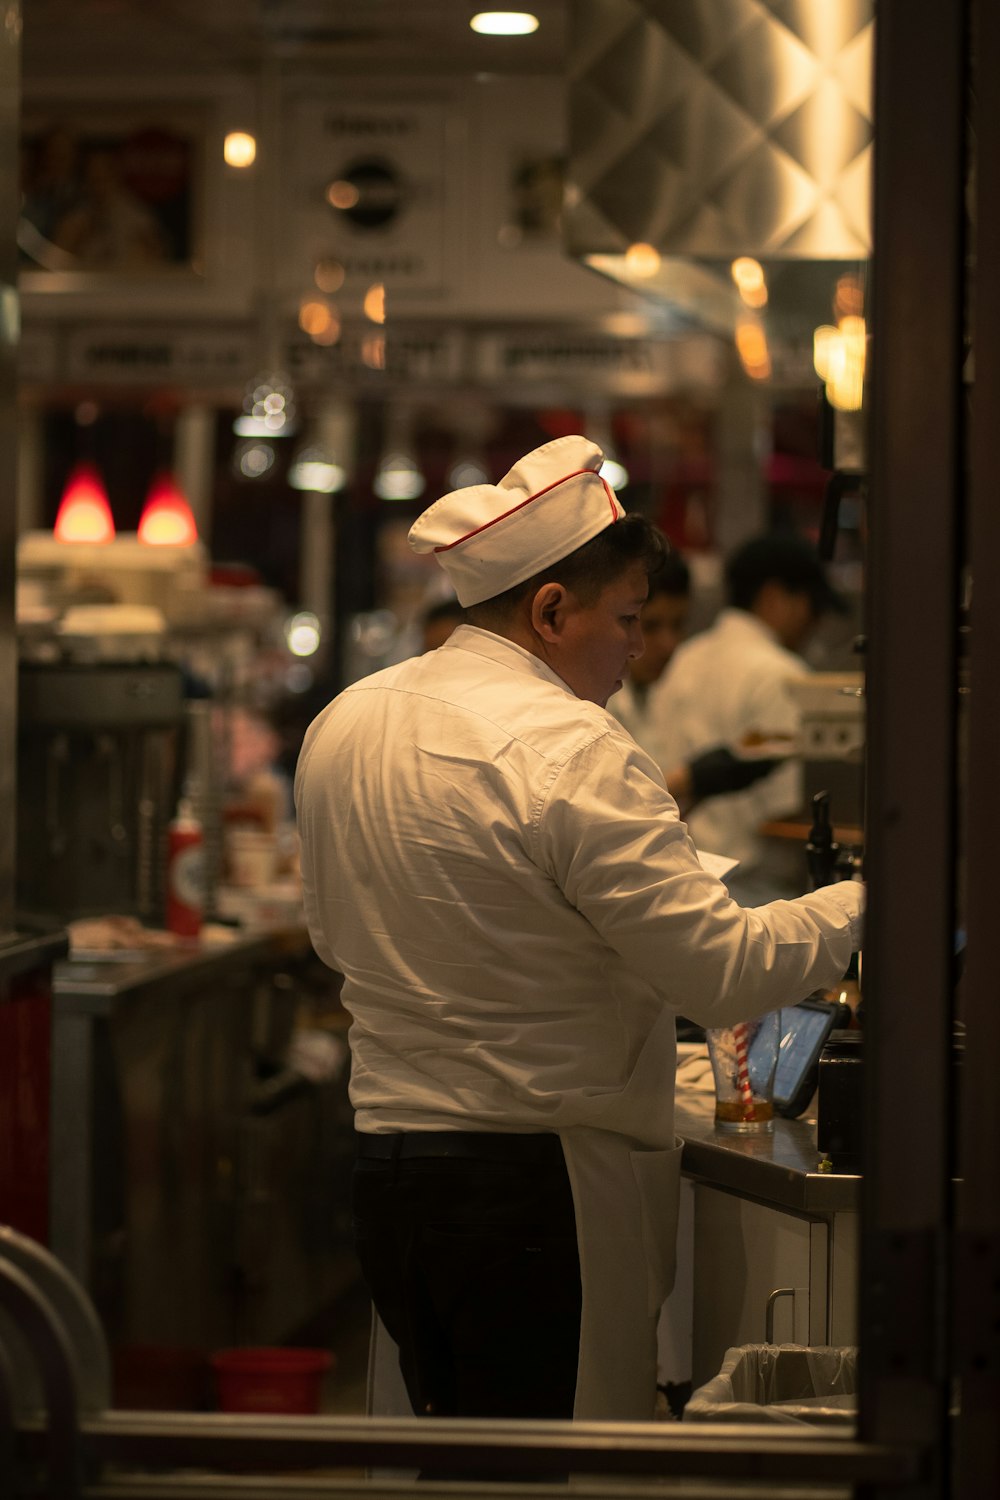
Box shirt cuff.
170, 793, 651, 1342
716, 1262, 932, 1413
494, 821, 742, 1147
817, 880, 865, 951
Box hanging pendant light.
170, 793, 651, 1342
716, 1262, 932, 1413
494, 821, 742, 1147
138, 472, 199, 546
53, 463, 115, 543
585, 411, 630, 491
373, 451, 425, 501
374, 406, 425, 501
233, 370, 298, 438
288, 442, 346, 494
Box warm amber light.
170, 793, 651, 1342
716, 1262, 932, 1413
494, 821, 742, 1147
470, 11, 539, 35
361, 335, 386, 371
314, 258, 345, 293
731, 257, 764, 292
624, 242, 661, 278
813, 324, 840, 382
54, 463, 115, 543
735, 318, 771, 380
326, 180, 360, 210
299, 299, 332, 336
731, 257, 768, 308
834, 273, 865, 318
298, 298, 341, 344
137, 474, 198, 546
310, 319, 341, 347
363, 284, 387, 324
224, 132, 257, 169
813, 316, 866, 411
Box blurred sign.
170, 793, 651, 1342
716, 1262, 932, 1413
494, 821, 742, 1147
289, 327, 464, 385
287, 96, 453, 295
475, 331, 723, 395
20, 324, 255, 384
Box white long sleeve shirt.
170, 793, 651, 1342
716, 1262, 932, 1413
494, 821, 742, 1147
295, 624, 861, 1149
606, 678, 674, 769
647, 608, 808, 875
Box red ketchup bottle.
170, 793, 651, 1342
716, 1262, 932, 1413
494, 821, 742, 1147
166, 795, 205, 937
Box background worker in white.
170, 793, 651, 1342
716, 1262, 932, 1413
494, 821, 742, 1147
649, 532, 844, 904
609, 551, 785, 815
295, 436, 864, 1423
608, 549, 690, 764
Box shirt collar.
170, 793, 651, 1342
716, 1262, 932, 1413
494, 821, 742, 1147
444, 623, 578, 699
717, 607, 783, 649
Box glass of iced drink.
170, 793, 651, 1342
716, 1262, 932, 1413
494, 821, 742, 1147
706, 1012, 781, 1134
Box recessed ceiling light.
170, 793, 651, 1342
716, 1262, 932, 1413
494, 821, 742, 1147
223, 132, 256, 168
470, 12, 540, 36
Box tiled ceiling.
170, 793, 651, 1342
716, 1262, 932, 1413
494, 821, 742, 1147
23, 0, 569, 80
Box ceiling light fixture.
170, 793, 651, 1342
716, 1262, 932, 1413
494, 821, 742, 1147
363, 283, 387, 325
137, 473, 199, 546
470, 12, 540, 36
233, 439, 276, 480
53, 463, 115, 544
285, 611, 322, 658
233, 371, 298, 438
585, 412, 629, 491
447, 456, 490, 489
624, 242, 661, 279
223, 132, 257, 169
374, 452, 425, 502
601, 454, 629, 491
288, 444, 347, 494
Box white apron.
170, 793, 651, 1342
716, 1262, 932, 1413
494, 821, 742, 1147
366, 1125, 684, 1422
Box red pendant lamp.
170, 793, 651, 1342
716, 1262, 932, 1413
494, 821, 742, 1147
53, 462, 115, 543
138, 472, 199, 546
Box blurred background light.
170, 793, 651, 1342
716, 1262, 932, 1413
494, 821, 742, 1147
288, 443, 346, 494
137, 473, 199, 546
470, 12, 539, 36
285, 611, 322, 657
54, 463, 115, 543
223, 131, 256, 168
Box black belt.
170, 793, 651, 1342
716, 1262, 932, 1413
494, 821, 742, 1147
355, 1130, 564, 1165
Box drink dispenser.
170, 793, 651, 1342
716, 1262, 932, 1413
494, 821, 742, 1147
17, 653, 185, 924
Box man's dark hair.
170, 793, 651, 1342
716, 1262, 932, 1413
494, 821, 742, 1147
466, 514, 669, 625
725, 532, 843, 615
646, 549, 690, 602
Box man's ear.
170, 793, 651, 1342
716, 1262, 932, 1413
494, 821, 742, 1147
530, 582, 569, 643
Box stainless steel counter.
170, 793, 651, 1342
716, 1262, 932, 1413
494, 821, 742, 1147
48, 923, 359, 1391
676, 1090, 860, 1216
52, 925, 314, 1016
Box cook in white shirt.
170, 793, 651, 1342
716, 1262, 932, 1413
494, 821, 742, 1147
295, 436, 864, 1422
648, 533, 846, 902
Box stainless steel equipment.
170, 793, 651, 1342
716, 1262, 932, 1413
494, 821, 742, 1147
788, 672, 865, 832
17, 659, 184, 923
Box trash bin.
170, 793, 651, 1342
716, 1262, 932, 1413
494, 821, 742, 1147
683, 1344, 857, 1427
211, 1347, 334, 1414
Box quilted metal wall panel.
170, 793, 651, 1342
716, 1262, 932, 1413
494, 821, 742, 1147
566, 0, 873, 260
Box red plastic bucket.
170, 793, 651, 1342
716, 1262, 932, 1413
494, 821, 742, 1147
210, 1347, 333, 1414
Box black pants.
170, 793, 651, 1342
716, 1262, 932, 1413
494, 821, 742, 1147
352, 1134, 582, 1420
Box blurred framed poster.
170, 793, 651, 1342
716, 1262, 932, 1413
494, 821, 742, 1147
19, 106, 202, 279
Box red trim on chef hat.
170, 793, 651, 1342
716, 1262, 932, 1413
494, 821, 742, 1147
408, 435, 624, 606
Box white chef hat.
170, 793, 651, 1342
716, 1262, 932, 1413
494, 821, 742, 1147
408, 434, 626, 607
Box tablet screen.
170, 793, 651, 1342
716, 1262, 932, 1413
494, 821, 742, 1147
773, 1004, 837, 1109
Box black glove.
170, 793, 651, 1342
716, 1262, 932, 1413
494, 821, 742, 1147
687, 745, 785, 803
